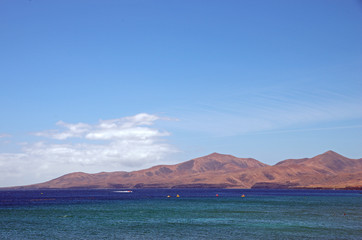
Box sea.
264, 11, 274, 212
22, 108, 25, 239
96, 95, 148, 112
0, 189, 361, 240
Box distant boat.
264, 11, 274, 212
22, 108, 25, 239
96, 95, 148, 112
113, 190, 133, 193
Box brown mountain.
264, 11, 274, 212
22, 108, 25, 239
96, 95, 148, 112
249, 151, 362, 189
7, 151, 362, 190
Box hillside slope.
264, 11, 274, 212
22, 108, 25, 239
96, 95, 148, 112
7, 151, 362, 190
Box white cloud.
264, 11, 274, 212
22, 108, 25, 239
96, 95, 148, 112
0, 134, 11, 138
0, 113, 177, 187
34, 121, 91, 140
33, 113, 169, 141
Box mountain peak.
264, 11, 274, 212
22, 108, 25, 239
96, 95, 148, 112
307, 150, 360, 172
195, 152, 236, 161
323, 150, 339, 155
207, 152, 225, 156
192, 152, 267, 170
318, 150, 345, 159
198, 152, 249, 161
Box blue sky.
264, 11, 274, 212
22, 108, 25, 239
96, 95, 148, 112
1, 0, 362, 187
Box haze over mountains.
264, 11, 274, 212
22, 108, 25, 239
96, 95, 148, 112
7, 151, 362, 190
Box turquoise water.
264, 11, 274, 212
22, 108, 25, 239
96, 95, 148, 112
0, 189, 361, 239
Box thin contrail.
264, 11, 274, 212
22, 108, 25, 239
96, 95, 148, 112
252, 125, 362, 135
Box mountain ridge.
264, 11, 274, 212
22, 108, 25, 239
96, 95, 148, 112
4, 151, 362, 190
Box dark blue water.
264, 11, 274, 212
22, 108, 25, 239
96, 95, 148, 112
1, 189, 361, 239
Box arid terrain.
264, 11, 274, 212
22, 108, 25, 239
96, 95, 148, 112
6, 151, 362, 190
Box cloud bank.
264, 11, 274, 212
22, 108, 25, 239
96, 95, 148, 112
0, 113, 176, 187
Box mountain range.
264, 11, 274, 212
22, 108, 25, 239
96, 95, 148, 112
6, 150, 362, 190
